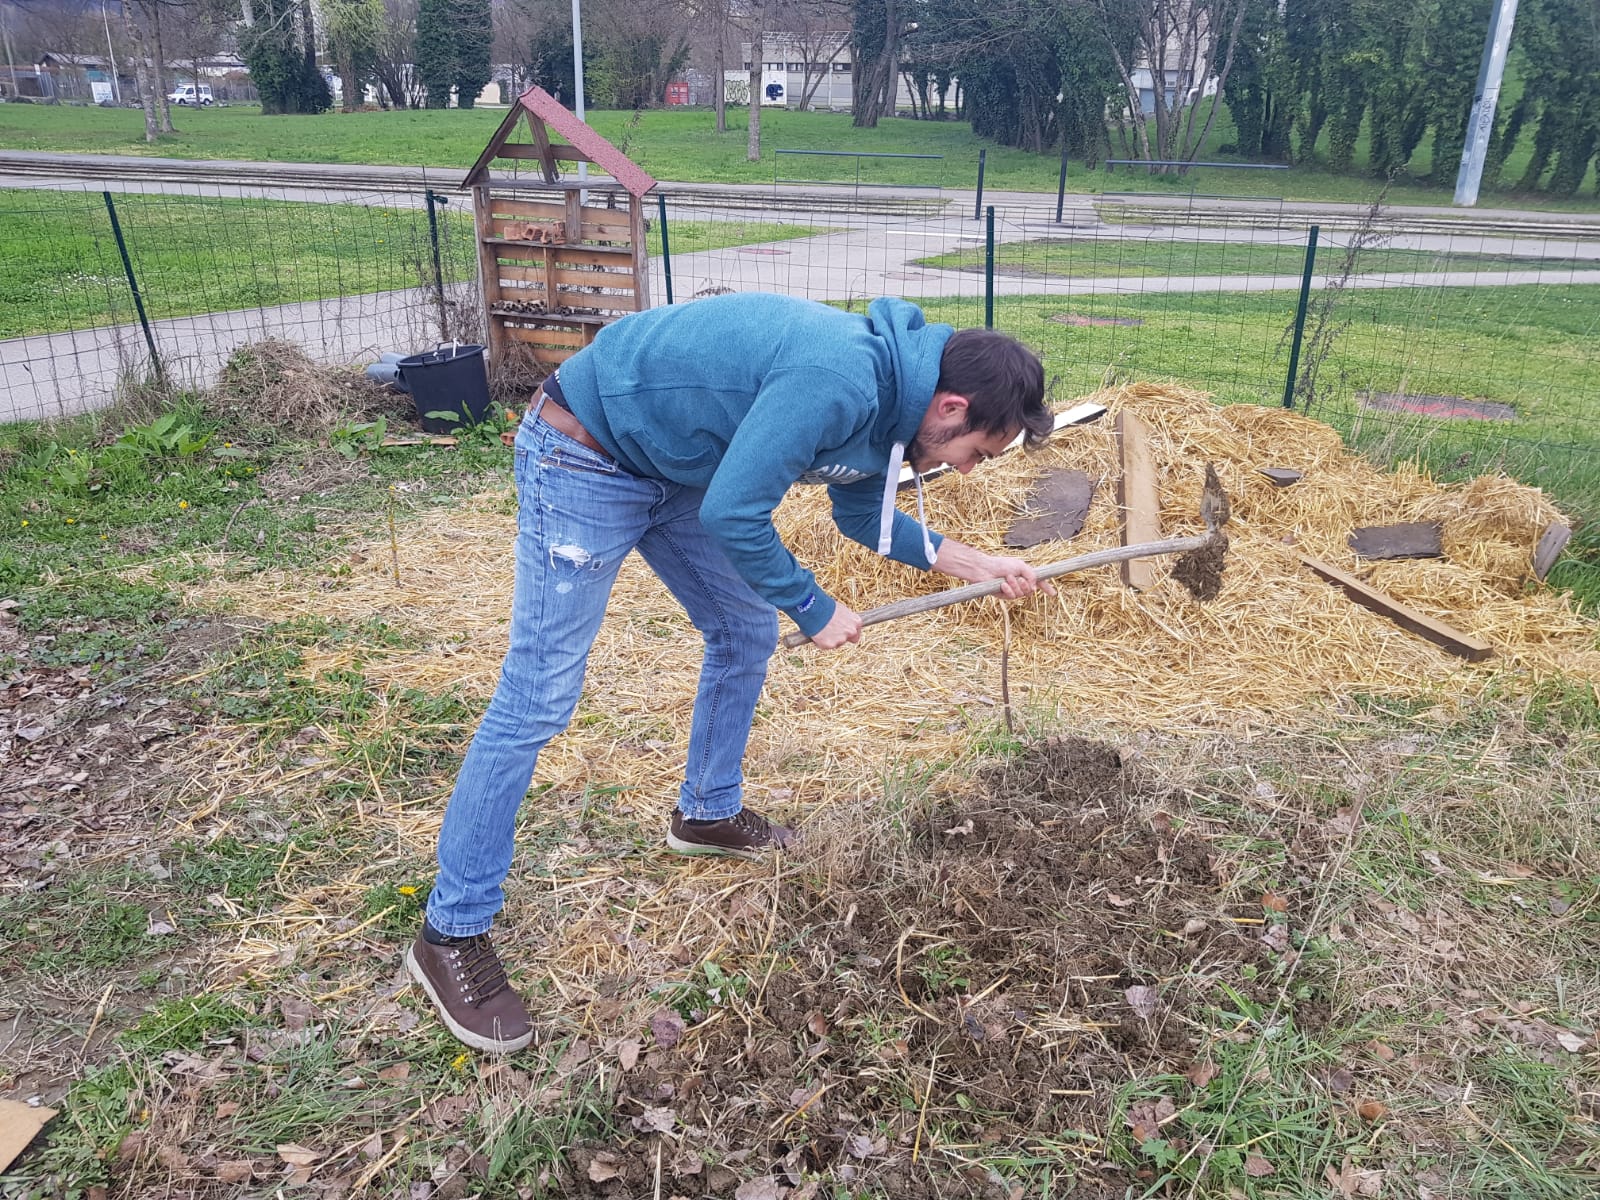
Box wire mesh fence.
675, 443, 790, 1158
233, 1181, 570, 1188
0, 180, 481, 424
3, 177, 1596, 586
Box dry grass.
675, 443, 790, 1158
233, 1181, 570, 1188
55, 381, 1595, 1197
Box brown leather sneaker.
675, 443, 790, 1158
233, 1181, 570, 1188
405, 931, 533, 1054
666, 807, 797, 861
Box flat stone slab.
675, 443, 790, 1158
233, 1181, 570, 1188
1258, 467, 1303, 487
1359, 391, 1516, 421
1349, 522, 1444, 560
1006, 468, 1096, 549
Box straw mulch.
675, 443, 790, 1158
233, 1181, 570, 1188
195, 383, 1596, 806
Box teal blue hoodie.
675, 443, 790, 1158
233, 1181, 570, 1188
556, 293, 952, 637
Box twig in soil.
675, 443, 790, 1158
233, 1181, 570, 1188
386, 487, 401, 586
1000, 603, 1013, 735
893, 928, 944, 1022
912, 1051, 939, 1163
78, 982, 115, 1059
350, 1132, 408, 1189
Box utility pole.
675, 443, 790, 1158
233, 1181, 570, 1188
571, 0, 587, 194
1454, 0, 1519, 207
0, 2, 21, 101
104, 2, 122, 102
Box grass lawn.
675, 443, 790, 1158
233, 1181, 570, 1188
2, 101, 1597, 211
0, 385, 1597, 1199
915, 238, 1596, 279
0, 186, 827, 337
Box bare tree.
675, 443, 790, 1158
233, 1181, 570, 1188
783, 0, 847, 109
741, 0, 769, 160
372, 0, 420, 107
1091, 0, 1250, 168
165, 0, 234, 110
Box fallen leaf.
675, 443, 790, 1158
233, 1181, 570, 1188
1244, 1153, 1275, 1177
276, 1143, 320, 1167
943, 819, 975, 836
1180, 918, 1209, 936
616, 1038, 641, 1071
633, 1106, 676, 1134
1327, 1067, 1355, 1094
1357, 1099, 1388, 1121
1126, 1096, 1176, 1142
1261, 923, 1291, 952
358, 1134, 384, 1159
1556, 1031, 1587, 1053
1368, 1041, 1396, 1062
1124, 985, 1159, 1020
554, 1039, 593, 1074
1550, 896, 1572, 916
844, 1133, 876, 1159
734, 1177, 783, 1200
587, 1152, 621, 1183
806, 1010, 828, 1038
1261, 892, 1288, 912
670, 1150, 703, 1177
155, 1144, 188, 1170
1185, 1060, 1217, 1088
215, 1101, 240, 1119
279, 997, 319, 1032
377, 1063, 410, 1082
650, 1009, 687, 1050
215, 1161, 254, 1184
1106, 893, 1135, 908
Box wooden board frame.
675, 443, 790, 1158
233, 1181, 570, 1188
1116, 411, 1160, 590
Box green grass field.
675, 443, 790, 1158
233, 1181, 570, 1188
916, 237, 1595, 279
2, 101, 1597, 210
0, 186, 825, 337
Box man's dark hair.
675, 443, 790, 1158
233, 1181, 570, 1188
936, 329, 1051, 448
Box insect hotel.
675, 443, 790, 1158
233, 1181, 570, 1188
462, 86, 658, 372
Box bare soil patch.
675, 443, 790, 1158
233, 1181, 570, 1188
567, 737, 1295, 1198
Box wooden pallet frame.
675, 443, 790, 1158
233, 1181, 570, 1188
463, 86, 657, 373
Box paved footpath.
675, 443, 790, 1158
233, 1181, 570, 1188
4, 154, 1598, 424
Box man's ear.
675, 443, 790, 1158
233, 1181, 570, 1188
935, 392, 970, 421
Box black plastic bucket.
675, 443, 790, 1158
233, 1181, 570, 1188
397, 343, 491, 433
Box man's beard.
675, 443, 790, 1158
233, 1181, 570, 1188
906, 421, 964, 471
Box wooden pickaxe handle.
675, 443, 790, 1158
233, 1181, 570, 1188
779, 532, 1214, 649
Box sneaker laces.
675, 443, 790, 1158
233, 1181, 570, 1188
454, 935, 512, 1006
732, 809, 770, 837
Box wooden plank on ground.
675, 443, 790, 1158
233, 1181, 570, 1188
1299, 555, 1493, 661
1532, 523, 1572, 581
1349, 522, 1444, 560
1116, 410, 1160, 590
0, 1100, 56, 1173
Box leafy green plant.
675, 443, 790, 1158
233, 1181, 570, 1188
114, 412, 211, 458
328, 415, 388, 458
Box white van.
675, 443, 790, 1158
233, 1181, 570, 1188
167, 84, 214, 106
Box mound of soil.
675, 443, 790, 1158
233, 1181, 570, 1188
578, 738, 1294, 1198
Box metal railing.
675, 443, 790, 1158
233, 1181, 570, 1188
773, 149, 944, 195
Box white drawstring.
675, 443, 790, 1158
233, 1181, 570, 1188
912, 471, 937, 565
878, 442, 905, 554
878, 440, 938, 566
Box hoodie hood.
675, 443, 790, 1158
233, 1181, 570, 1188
866, 298, 952, 566
866, 297, 954, 450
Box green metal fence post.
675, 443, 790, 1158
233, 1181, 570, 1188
657, 191, 673, 304
102, 190, 163, 383
973, 149, 986, 221
1282, 224, 1320, 408
985, 205, 995, 329
425, 189, 450, 341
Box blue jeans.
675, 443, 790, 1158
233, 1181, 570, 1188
426, 402, 779, 937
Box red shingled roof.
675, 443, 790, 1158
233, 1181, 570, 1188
462, 85, 658, 198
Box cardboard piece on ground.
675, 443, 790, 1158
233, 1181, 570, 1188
1532, 523, 1572, 581
1349, 522, 1444, 560
1005, 469, 1096, 549
0, 1100, 57, 1172
1116, 411, 1160, 590
1299, 555, 1493, 662
1258, 467, 1303, 487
